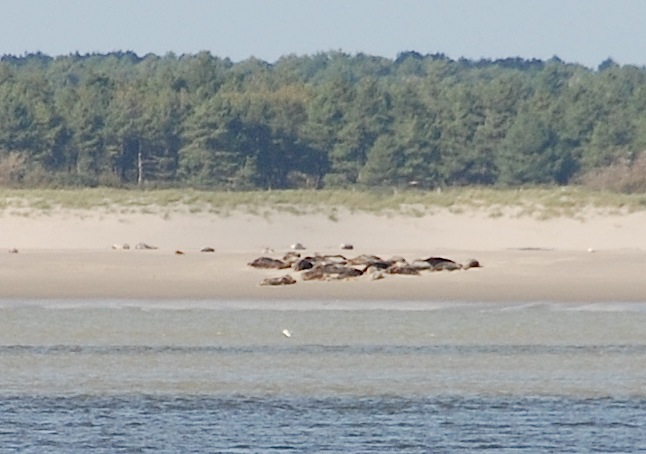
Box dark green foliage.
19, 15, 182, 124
0, 51, 644, 190
497, 111, 577, 185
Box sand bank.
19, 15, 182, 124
0, 209, 644, 302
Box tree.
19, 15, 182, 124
497, 110, 576, 185
1, 50, 646, 191
358, 135, 404, 186
66, 73, 114, 183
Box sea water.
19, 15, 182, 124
1, 299, 645, 452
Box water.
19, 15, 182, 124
1, 300, 645, 452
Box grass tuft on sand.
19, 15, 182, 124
0, 186, 645, 219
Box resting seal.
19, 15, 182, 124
248, 257, 290, 269
261, 275, 297, 286
135, 242, 158, 250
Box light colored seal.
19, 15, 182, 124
261, 275, 297, 286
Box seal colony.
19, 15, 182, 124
249, 250, 481, 286
109, 241, 480, 287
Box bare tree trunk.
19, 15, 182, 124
137, 150, 143, 186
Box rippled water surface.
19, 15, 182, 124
1, 300, 645, 452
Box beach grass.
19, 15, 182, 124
0, 186, 645, 219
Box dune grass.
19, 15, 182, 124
0, 186, 645, 219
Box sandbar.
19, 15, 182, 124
0, 209, 644, 303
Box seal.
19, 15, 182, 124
261, 275, 297, 286
135, 242, 158, 250
248, 257, 291, 269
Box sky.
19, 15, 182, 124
1, 0, 644, 69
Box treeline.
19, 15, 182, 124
0, 50, 645, 190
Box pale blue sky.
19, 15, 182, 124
1, 0, 644, 68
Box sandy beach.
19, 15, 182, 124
0, 207, 645, 302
